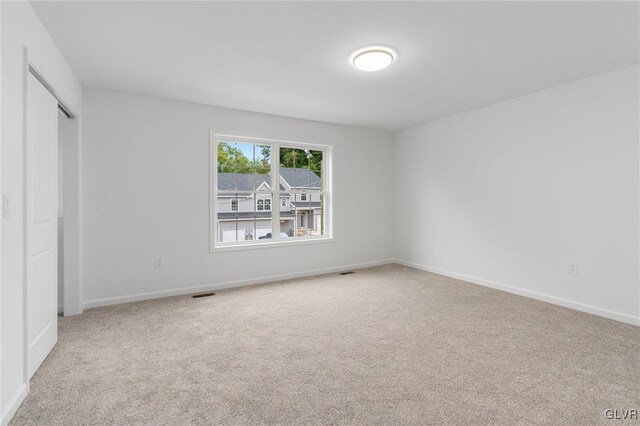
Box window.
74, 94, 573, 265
257, 198, 271, 211
211, 134, 331, 249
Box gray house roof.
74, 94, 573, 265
217, 173, 272, 191
280, 168, 321, 188
218, 168, 320, 191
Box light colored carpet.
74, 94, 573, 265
11, 264, 640, 425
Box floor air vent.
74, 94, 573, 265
192, 292, 216, 299
340, 271, 355, 276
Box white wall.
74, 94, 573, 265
394, 65, 640, 325
82, 89, 394, 307
1, 1, 83, 422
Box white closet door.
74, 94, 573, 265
26, 72, 59, 378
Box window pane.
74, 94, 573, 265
216, 192, 279, 242
278, 147, 322, 190
254, 193, 275, 239
309, 150, 323, 184
254, 145, 271, 175
288, 193, 324, 238
217, 192, 252, 243
218, 221, 242, 243
245, 219, 257, 241
254, 144, 272, 191
218, 141, 272, 191
309, 193, 326, 237
279, 192, 294, 238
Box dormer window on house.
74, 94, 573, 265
211, 134, 332, 250
257, 199, 271, 211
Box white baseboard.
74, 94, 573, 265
82, 257, 640, 326
394, 259, 640, 327
83, 259, 395, 310
2, 383, 28, 426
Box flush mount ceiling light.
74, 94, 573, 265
351, 46, 396, 72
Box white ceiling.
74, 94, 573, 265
32, 1, 639, 131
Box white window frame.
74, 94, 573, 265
210, 132, 333, 252
230, 198, 238, 212
257, 198, 271, 212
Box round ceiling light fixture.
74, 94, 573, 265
351, 46, 396, 72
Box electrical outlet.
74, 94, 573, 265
154, 257, 163, 268
568, 262, 578, 275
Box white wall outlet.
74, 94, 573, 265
154, 257, 163, 268
2, 194, 11, 218
568, 262, 578, 274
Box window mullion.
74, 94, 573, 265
272, 143, 281, 241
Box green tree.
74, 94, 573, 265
217, 144, 321, 177
254, 146, 271, 174
280, 148, 322, 176
217, 142, 252, 173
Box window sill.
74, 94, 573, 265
211, 236, 335, 253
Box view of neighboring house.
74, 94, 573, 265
217, 168, 323, 242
